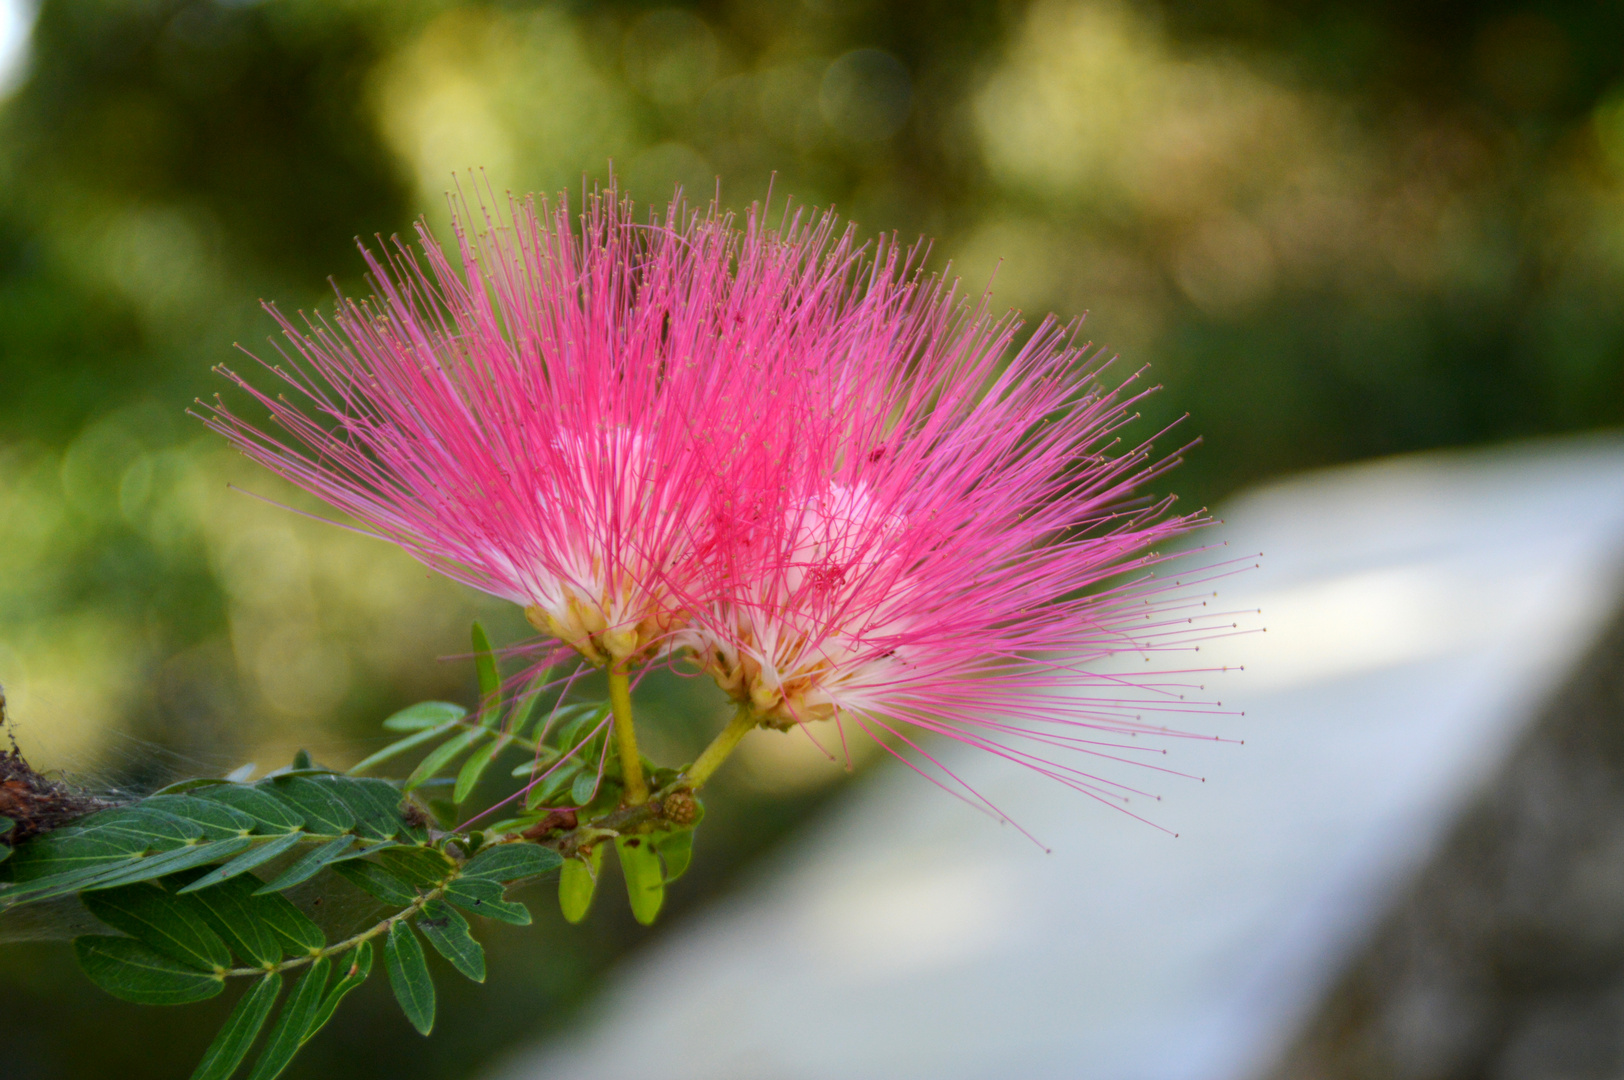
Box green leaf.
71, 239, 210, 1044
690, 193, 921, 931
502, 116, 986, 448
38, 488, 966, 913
255, 835, 356, 894
444, 877, 531, 926
62, 837, 257, 900
653, 828, 696, 884
383, 701, 467, 732
570, 771, 600, 806
140, 796, 257, 840
253, 891, 325, 957
331, 860, 418, 906
304, 941, 372, 1046
524, 763, 583, 810
549, 703, 611, 750
384, 920, 436, 1036
506, 668, 554, 739
453, 735, 508, 805
471, 621, 502, 727
558, 847, 603, 924
405, 728, 489, 792
74, 935, 225, 1005
7, 826, 149, 882
349, 720, 463, 777
65, 806, 206, 848
616, 837, 665, 926
416, 899, 485, 983
463, 842, 563, 883
312, 776, 402, 842
177, 832, 305, 894
180, 873, 285, 968
190, 973, 281, 1080
262, 777, 354, 836
374, 847, 457, 888
0, 813, 16, 838
246, 956, 329, 1080
191, 785, 304, 834
83, 884, 232, 972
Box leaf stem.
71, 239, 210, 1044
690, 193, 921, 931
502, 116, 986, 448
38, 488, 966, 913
683, 706, 757, 791
223, 881, 449, 979
607, 666, 647, 806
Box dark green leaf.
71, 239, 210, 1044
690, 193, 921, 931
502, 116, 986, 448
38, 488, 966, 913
7, 826, 149, 882
291, 750, 313, 771
74, 935, 225, 1005
405, 728, 488, 792
558, 847, 602, 924
255, 836, 355, 894
653, 828, 696, 884
383, 921, 436, 1036
311, 776, 401, 842
246, 956, 329, 1080
190, 973, 281, 1080
191, 786, 304, 834
63, 806, 205, 848
177, 832, 305, 894
348, 720, 463, 777
416, 899, 485, 983
304, 941, 372, 1046
374, 847, 456, 887
463, 843, 563, 883
331, 860, 418, 906
140, 796, 256, 840
0, 813, 16, 837
471, 621, 502, 727
180, 873, 284, 968
444, 877, 531, 925
254, 891, 325, 957
453, 735, 507, 805
83, 884, 232, 972
383, 701, 467, 732
77, 838, 257, 896
616, 837, 665, 926
262, 777, 353, 836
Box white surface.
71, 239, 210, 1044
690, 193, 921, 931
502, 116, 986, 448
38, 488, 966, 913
0, 0, 33, 100
492, 434, 1624, 1080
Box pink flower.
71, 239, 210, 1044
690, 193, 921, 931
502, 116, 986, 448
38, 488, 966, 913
201, 191, 751, 666
683, 228, 1221, 820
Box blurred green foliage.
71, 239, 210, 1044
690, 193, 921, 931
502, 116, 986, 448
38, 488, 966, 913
2, 0, 1623, 1077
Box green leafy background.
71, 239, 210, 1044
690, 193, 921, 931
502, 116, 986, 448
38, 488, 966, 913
3, 0, 1624, 1076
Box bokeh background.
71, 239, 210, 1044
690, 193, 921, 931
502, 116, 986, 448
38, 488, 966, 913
2, 1, 1623, 1077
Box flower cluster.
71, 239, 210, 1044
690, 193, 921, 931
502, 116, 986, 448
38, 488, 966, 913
202, 188, 1220, 814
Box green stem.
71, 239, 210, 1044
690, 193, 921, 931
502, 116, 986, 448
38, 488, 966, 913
607, 667, 647, 806
683, 706, 758, 790
223, 879, 449, 978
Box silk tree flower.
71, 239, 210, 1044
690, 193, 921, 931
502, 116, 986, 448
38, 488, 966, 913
682, 234, 1221, 819
200, 191, 753, 668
